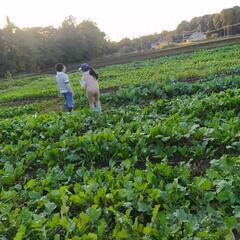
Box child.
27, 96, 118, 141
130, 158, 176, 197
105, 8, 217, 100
55, 63, 74, 112
79, 63, 102, 113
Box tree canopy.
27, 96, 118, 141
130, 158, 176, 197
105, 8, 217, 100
176, 6, 240, 34
0, 16, 109, 76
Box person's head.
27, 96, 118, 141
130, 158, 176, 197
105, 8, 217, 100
55, 63, 66, 72
79, 63, 98, 80
79, 63, 90, 72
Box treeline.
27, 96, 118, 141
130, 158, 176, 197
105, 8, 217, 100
0, 16, 112, 77
114, 6, 240, 53
0, 6, 240, 77
176, 6, 240, 34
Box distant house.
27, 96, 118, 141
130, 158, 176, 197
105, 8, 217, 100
151, 36, 173, 49
186, 32, 207, 42
151, 37, 165, 49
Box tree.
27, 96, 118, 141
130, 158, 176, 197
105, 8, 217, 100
176, 20, 191, 33
212, 14, 222, 29
78, 20, 107, 59
58, 16, 85, 62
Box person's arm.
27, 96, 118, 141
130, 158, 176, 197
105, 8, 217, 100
64, 75, 73, 93
56, 77, 62, 97
80, 76, 87, 89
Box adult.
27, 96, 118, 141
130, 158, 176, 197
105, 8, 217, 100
79, 63, 102, 113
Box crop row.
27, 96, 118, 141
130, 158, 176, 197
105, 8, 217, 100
0, 44, 239, 103
0, 73, 239, 119
1, 89, 239, 185
1, 155, 239, 239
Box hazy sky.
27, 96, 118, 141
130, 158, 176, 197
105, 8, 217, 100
1, 0, 239, 41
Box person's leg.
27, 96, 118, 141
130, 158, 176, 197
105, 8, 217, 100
87, 92, 95, 111
94, 93, 102, 113
66, 92, 74, 112
62, 93, 68, 112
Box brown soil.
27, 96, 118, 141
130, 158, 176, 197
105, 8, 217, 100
180, 76, 201, 83
0, 87, 120, 107
101, 86, 119, 94
1, 95, 57, 107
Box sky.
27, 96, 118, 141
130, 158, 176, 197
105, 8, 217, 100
1, 0, 240, 41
